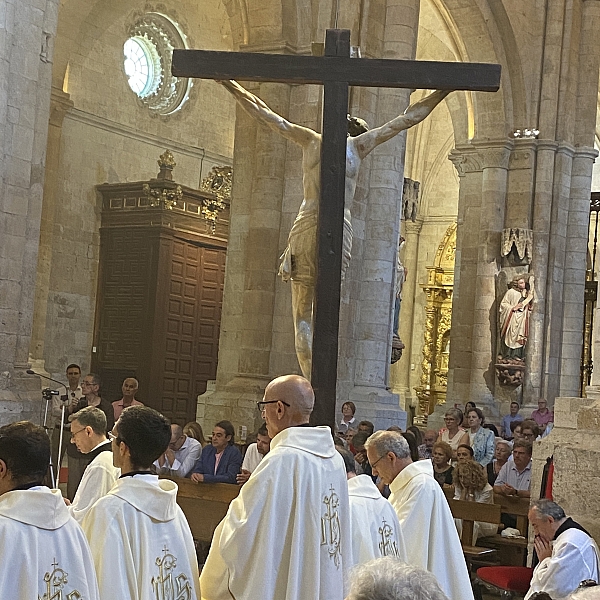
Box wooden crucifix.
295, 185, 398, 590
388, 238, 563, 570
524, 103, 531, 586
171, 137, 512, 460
172, 29, 500, 429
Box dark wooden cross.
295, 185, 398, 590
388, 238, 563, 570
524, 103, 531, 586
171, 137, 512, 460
172, 29, 500, 430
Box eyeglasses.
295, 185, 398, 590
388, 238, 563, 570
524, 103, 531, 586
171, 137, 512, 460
70, 427, 87, 440
370, 454, 386, 469
81, 381, 95, 387
256, 400, 291, 413
108, 430, 125, 445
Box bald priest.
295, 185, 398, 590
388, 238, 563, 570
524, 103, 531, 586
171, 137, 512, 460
200, 374, 351, 600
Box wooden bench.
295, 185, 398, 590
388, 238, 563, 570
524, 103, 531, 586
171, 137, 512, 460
163, 476, 240, 543
446, 498, 502, 570
444, 488, 531, 567
478, 495, 530, 567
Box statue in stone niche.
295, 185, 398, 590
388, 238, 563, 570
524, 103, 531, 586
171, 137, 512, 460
498, 273, 535, 365
220, 80, 450, 378
393, 237, 407, 338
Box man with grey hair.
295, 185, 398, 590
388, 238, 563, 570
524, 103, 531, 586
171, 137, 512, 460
337, 447, 406, 566
525, 499, 599, 600
365, 430, 472, 600
346, 556, 449, 600
201, 375, 351, 600
67, 406, 119, 523
153, 423, 202, 478
569, 586, 600, 599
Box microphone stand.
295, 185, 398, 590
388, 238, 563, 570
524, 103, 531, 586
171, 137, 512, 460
27, 369, 69, 489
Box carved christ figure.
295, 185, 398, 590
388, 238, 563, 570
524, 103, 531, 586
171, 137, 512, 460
220, 80, 450, 378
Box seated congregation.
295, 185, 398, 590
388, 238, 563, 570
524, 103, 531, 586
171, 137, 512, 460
0, 378, 598, 600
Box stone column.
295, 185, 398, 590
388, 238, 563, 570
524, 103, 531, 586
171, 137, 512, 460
390, 218, 423, 410
29, 87, 74, 373
198, 82, 290, 431
344, 0, 421, 430
430, 141, 511, 430
0, 0, 60, 423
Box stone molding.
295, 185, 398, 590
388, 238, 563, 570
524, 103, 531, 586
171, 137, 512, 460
65, 108, 231, 166
49, 87, 74, 128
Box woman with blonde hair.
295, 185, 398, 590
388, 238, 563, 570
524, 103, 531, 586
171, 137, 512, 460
453, 459, 498, 544
431, 441, 454, 489
183, 421, 207, 447
436, 408, 469, 460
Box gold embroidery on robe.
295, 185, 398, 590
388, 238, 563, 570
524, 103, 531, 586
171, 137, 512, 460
39, 559, 82, 600
151, 546, 192, 600
321, 484, 342, 568
378, 518, 400, 557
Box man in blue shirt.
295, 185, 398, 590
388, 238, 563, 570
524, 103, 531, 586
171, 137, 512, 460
501, 401, 523, 440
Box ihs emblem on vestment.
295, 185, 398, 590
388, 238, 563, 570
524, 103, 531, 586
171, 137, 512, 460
321, 484, 342, 568
151, 545, 192, 600
378, 518, 399, 557
39, 559, 82, 600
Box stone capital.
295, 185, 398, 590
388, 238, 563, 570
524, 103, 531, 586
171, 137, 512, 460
49, 87, 74, 128
403, 218, 423, 235
449, 139, 513, 175
573, 145, 599, 161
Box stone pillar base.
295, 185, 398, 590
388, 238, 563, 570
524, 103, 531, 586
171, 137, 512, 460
196, 375, 271, 434
347, 386, 407, 431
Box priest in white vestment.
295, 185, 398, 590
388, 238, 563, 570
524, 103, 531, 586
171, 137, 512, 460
525, 499, 600, 599
0, 421, 100, 599
365, 430, 473, 600
67, 406, 119, 523
200, 374, 351, 600
82, 405, 200, 600
337, 446, 406, 566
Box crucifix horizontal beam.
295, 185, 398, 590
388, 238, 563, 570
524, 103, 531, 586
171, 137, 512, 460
172, 29, 500, 430
173, 50, 501, 92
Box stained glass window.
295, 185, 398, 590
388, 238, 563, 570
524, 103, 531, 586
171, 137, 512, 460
124, 37, 155, 97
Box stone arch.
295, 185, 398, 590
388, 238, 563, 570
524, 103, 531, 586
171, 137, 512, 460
431, 0, 528, 139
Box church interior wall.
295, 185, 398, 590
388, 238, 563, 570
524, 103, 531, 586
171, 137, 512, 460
33, 0, 237, 380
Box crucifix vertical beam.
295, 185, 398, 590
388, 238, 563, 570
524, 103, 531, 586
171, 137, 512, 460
171, 30, 500, 431
310, 30, 350, 428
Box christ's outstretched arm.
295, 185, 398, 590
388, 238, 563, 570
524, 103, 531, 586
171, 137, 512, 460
219, 80, 318, 147
354, 89, 451, 158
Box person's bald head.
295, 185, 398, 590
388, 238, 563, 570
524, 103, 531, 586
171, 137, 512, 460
261, 375, 314, 438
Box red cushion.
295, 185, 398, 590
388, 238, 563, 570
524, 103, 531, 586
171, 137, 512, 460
477, 567, 534, 592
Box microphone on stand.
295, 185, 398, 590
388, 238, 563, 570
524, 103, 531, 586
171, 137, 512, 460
26, 369, 69, 393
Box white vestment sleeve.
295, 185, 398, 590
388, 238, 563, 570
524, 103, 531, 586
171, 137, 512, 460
69, 461, 117, 523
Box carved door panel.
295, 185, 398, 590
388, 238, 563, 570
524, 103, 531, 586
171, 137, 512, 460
159, 240, 226, 424
194, 248, 226, 398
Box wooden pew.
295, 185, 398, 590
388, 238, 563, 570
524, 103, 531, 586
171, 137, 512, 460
164, 476, 240, 543
446, 498, 502, 571
444, 488, 531, 567
478, 495, 530, 567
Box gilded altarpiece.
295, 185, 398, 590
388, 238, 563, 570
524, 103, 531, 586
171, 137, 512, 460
414, 223, 456, 426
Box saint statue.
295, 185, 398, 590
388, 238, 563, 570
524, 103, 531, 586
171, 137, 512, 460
498, 274, 534, 360
220, 80, 450, 378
